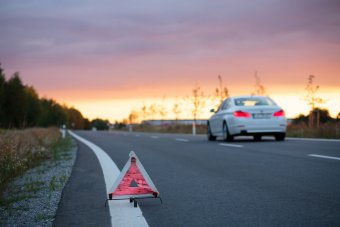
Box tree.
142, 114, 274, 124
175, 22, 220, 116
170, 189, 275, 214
23, 86, 41, 127
39, 98, 67, 127
158, 97, 168, 120
252, 71, 266, 96
3, 73, 26, 128
148, 103, 157, 120
214, 75, 229, 108
185, 84, 207, 135
0, 63, 6, 127
114, 120, 126, 129
186, 84, 207, 123
304, 75, 326, 127
128, 110, 139, 124
293, 108, 333, 125
83, 118, 91, 130
140, 104, 148, 121
172, 100, 182, 121
0, 64, 88, 129
66, 107, 85, 129
293, 114, 309, 125
91, 118, 109, 130
314, 108, 333, 124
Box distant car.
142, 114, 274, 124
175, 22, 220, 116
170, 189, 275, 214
207, 96, 286, 141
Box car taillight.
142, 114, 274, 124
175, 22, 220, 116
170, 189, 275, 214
273, 109, 285, 117
233, 111, 251, 118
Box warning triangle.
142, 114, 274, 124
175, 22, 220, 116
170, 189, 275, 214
108, 151, 160, 200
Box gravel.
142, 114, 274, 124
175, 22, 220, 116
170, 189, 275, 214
0, 138, 77, 227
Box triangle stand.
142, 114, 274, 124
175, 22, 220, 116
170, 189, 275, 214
105, 151, 162, 208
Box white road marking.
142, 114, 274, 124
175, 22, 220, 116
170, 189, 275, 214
68, 131, 149, 227
308, 154, 340, 161
287, 138, 340, 142
175, 138, 189, 142
219, 143, 243, 148
150, 136, 159, 139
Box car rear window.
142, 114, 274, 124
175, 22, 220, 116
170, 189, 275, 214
234, 97, 276, 106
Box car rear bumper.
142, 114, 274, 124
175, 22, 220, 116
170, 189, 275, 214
229, 122, 286, 136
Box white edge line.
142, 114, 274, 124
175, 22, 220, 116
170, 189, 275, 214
68, 130, 149, 227
287, 137, 340, 142
175, 138, 189, 142
219, 143, 243, 148
308, 154, 340, 161
150, 136, 159, 139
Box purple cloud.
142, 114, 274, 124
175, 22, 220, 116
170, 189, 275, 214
0, 0, 339, 92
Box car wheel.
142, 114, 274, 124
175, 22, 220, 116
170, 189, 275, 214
222, 122, 233, 142
275, 133, 286, 141
207, 123, 216, 141
254, 135, 262, 141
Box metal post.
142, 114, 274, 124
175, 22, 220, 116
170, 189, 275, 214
192, 122, 196, 135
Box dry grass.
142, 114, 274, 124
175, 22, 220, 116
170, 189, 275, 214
287, 122, 340, 139
0, 128, 61, 192
128, 124, 207, 134
125, 122, 340, 140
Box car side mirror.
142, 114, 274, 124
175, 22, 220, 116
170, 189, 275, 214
210, 109, 215, 113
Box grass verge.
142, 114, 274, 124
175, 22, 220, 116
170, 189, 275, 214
0, 128, 71, 195
119, 122, 340, 139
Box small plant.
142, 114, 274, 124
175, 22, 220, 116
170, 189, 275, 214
35, 213, 52, 222
23, 180, 44, 194
48, 176, 56, 200
49, 176, 56, 192
59, 174, 68, 186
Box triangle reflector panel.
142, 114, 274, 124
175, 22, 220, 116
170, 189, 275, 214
108, 151, 160, 200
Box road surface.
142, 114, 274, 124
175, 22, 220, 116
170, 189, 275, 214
55, 131, 340, 227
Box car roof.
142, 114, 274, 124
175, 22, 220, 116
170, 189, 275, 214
229, 95, 269, 99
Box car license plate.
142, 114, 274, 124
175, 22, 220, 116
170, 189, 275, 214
252, 113, 271, 119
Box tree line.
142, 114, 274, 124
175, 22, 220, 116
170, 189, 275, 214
0, 64, 109, 130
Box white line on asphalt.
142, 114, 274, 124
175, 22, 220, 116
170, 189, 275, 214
308, 154, 340, 161
175, 138, 189, 142
219, 143, 243, 148
68, 131, 149, 227
287, 138, 340, 142
150, 136, 159, 139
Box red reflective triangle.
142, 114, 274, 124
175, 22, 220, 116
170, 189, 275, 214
112, 157, 156, 196
108, 151, 159, 199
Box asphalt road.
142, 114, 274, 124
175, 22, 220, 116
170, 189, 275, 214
55, 131, 340, 227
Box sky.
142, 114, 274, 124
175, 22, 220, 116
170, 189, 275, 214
1, 0, 340, 121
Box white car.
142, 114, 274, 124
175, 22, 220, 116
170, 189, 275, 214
207, 96, 286, 141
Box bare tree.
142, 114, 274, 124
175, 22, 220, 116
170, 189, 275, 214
148, 103, 157, 120
128, 109, 139, 124
186, 84, 207, 124
127, 109, 139, 132
252, 71, 266, 96
214, 75, 229, 108
158, 104, 167, 120
304, 75, 326, 127
172, 102, 182, 121
140, 103, 148, 121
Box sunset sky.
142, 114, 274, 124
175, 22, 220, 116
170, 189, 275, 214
1, 0, 339, 122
